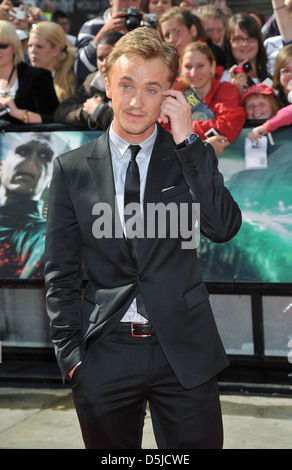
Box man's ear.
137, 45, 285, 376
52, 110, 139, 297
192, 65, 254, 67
105, 76, 112, 99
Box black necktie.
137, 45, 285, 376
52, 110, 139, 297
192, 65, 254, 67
124, 145, 141, 215
124, 145, 148, 319
124, 145, 142, 262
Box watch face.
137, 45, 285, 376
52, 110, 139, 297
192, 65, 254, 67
186, 133, 198, 144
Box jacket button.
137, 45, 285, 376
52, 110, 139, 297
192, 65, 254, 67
188, 162, 198, 176
138, 273, 145, 281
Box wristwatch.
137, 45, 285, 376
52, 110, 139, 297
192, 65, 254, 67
184, 133, 199, 146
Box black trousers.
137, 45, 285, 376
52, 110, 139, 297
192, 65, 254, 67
71, 328, 223, 449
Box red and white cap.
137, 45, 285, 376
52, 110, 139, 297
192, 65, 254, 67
242, 83, 277, 102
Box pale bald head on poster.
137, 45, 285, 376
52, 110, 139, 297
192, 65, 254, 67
0, 133, 57, 205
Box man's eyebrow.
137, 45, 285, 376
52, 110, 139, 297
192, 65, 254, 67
119, 75, 163, 89
147, 81, 163, 89
119, 75, 134, 82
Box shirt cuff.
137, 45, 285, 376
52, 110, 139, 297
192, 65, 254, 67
263, 122, 272, 133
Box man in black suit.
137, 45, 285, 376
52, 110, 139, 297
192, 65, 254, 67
44, 27, 241, 449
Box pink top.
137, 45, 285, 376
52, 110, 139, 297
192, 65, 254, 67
263, 104, 292, 132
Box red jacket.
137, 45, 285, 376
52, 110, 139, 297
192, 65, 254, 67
161, 77, 246, 142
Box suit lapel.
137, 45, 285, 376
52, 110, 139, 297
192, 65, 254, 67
86, 130, 116, 209
144, 124, 176, 205
141, 124, 176, 259
86, 130, 132, 261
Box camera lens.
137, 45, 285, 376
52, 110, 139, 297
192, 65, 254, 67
125, 7, 142, 31
243, 62, 252, 73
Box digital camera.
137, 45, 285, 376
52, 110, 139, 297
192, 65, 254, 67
234, 59, 252, 74
122, 7, 143, 31
9, 6, 26, 20
16, 7, 26, 20
143, 13, 157, 28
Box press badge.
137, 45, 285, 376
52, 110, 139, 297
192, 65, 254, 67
245, 136, 268, 169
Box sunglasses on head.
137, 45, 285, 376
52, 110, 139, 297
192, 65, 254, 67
0, 43, 9, 49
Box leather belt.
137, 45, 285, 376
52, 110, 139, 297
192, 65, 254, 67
115, 322, 154, 337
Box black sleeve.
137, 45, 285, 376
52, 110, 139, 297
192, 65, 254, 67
15, 64, 59, 123
30, 70, 60, 123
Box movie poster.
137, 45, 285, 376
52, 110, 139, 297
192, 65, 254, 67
197, 127, 292, 284
0, 130, 100, 280
0, 127, 291, 283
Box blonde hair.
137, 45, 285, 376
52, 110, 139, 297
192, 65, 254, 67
180, 40, 216, 68
159, 6, 207, 40
31, 21, 76, 102
0, 20, 24, 65
196, 4, 228, 24
105, 27, 179, 86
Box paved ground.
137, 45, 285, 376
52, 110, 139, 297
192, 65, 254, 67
0, 386, 291, 450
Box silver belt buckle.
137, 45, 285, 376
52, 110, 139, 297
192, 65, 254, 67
131, 322, 152, 337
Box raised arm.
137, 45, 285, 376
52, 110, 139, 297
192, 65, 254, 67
160, 89, 242, 243
272, 0, 292, 42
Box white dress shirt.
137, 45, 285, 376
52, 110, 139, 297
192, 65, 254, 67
109, 123, 157, 322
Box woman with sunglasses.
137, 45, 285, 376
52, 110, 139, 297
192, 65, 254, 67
0, 20, 59, 124
221, 13, 269, 95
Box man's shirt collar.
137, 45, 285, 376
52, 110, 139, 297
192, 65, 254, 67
109, 123, 157, 159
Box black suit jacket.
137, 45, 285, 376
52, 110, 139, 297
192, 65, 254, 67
44, 124, 241, 388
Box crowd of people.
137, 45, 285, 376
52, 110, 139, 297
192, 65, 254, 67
0, 0, 292, 153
